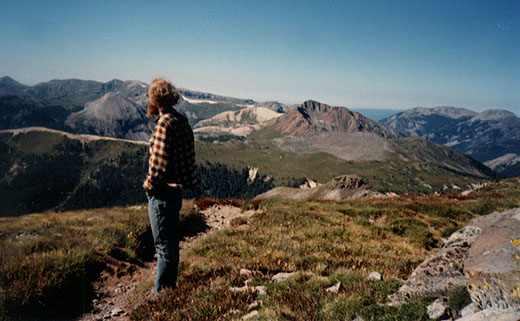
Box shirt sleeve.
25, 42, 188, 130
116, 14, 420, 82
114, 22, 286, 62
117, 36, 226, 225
143, 116, 171, 192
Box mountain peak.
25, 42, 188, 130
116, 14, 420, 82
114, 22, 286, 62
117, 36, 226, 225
472, 109, 517, 121
269, 100, 396, 138
403, 106, 477, 119
0, 76, 21, 85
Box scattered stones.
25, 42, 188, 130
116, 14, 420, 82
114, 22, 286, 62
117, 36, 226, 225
240, 268, 253, 278
427, 298, 448, 320
248, 300, 263, 310
368, 272, 382, 281
326, 282, 342, 293
242, 310, 260, 320
229, 285, 266, 296
254, 286, 266, 296
110, 308, 124, 317
228, 309, 241, 316
272, 272, 297, 283
15, 231, 39, 239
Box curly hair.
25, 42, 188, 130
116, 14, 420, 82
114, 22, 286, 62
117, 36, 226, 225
147, 78, 180, 117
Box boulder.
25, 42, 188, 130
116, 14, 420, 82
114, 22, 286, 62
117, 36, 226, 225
464, 214, 520, 310
393, 206, 520, 312
454, 307, 520, 321
427, 298, 449, 320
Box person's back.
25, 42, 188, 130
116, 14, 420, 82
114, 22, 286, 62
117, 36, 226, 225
143, 78, 197, 297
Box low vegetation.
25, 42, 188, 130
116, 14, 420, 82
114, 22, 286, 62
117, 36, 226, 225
1, 179, 519, 320
0, 202, 204, 320
134, 179, 520, 320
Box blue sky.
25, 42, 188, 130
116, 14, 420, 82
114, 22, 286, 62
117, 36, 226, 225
1, 0, 518, 112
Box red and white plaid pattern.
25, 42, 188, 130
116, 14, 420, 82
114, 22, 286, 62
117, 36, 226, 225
143, 111, 197, 192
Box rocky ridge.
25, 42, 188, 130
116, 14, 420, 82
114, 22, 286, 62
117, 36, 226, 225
266, 100, 398, 138
255, 175, 385, 201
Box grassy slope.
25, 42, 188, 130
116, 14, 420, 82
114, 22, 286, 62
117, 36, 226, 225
131, 178, 520, 320
0, 130, 493, 217
0, 201, 205, 320
196, 139, 490, 194
1, 179, 518, 320
0, 131, 149, 216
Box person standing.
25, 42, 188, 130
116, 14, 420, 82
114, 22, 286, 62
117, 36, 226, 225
143, 78, 197, 296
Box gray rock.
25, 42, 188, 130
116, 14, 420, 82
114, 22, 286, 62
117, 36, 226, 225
427, 298, 448, 319
242, 310, 260, 320
230, 285, 266, 296
464, 212, 520, 309
272, 272, 297, 283
393, 208, 520, 303
459, 303, 478, 318
368, 272, 382, 281
326, 282, 342, 293
15, 231, 39, 239
454, 307, 520, 321
248, 300, 263, 310
254, 286, 266, 296
110, 308, 124, 316
240, 268, 253, 278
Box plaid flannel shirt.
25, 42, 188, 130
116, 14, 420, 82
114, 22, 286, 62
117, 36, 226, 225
143, 110, 197, 193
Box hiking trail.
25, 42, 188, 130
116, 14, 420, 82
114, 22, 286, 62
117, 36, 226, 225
78, 204, 256, 321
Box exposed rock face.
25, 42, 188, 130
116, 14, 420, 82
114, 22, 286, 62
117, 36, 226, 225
464, 214, 520, 310
393, 207, 520, 319
299, 179, 319, 189
394, 225, 478, 301
254, 175, 384, 201
194, 106, 283, 138
267, 100, 397, 138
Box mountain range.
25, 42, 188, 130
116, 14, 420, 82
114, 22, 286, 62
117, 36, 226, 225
381, 106, 520, 177
1, 75, 518, 216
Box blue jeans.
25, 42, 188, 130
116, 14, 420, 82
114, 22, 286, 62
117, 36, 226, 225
147, 187, 182, 295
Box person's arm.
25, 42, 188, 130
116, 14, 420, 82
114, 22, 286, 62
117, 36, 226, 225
143, 116, 171, 193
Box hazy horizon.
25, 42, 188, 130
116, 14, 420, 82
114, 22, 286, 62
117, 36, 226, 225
1, 1, 518, 113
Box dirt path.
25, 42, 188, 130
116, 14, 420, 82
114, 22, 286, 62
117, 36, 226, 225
78, 205, 256, 321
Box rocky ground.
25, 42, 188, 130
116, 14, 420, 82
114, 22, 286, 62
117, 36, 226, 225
390, 207, 520, 321
78, 204, 256, 321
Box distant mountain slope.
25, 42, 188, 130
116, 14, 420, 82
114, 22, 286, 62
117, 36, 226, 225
0, 76, 261, 133
350, 108, 404, 121
0, 127, 148, 216
1, 127, 496, 216
194, 106, 283, 140
0, 95, 79, 131
382, 106, 520, 177
196, 137, 495, 195
65, 93, 153, 141
0, 128, 275, 217
263, 100, 398, 138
